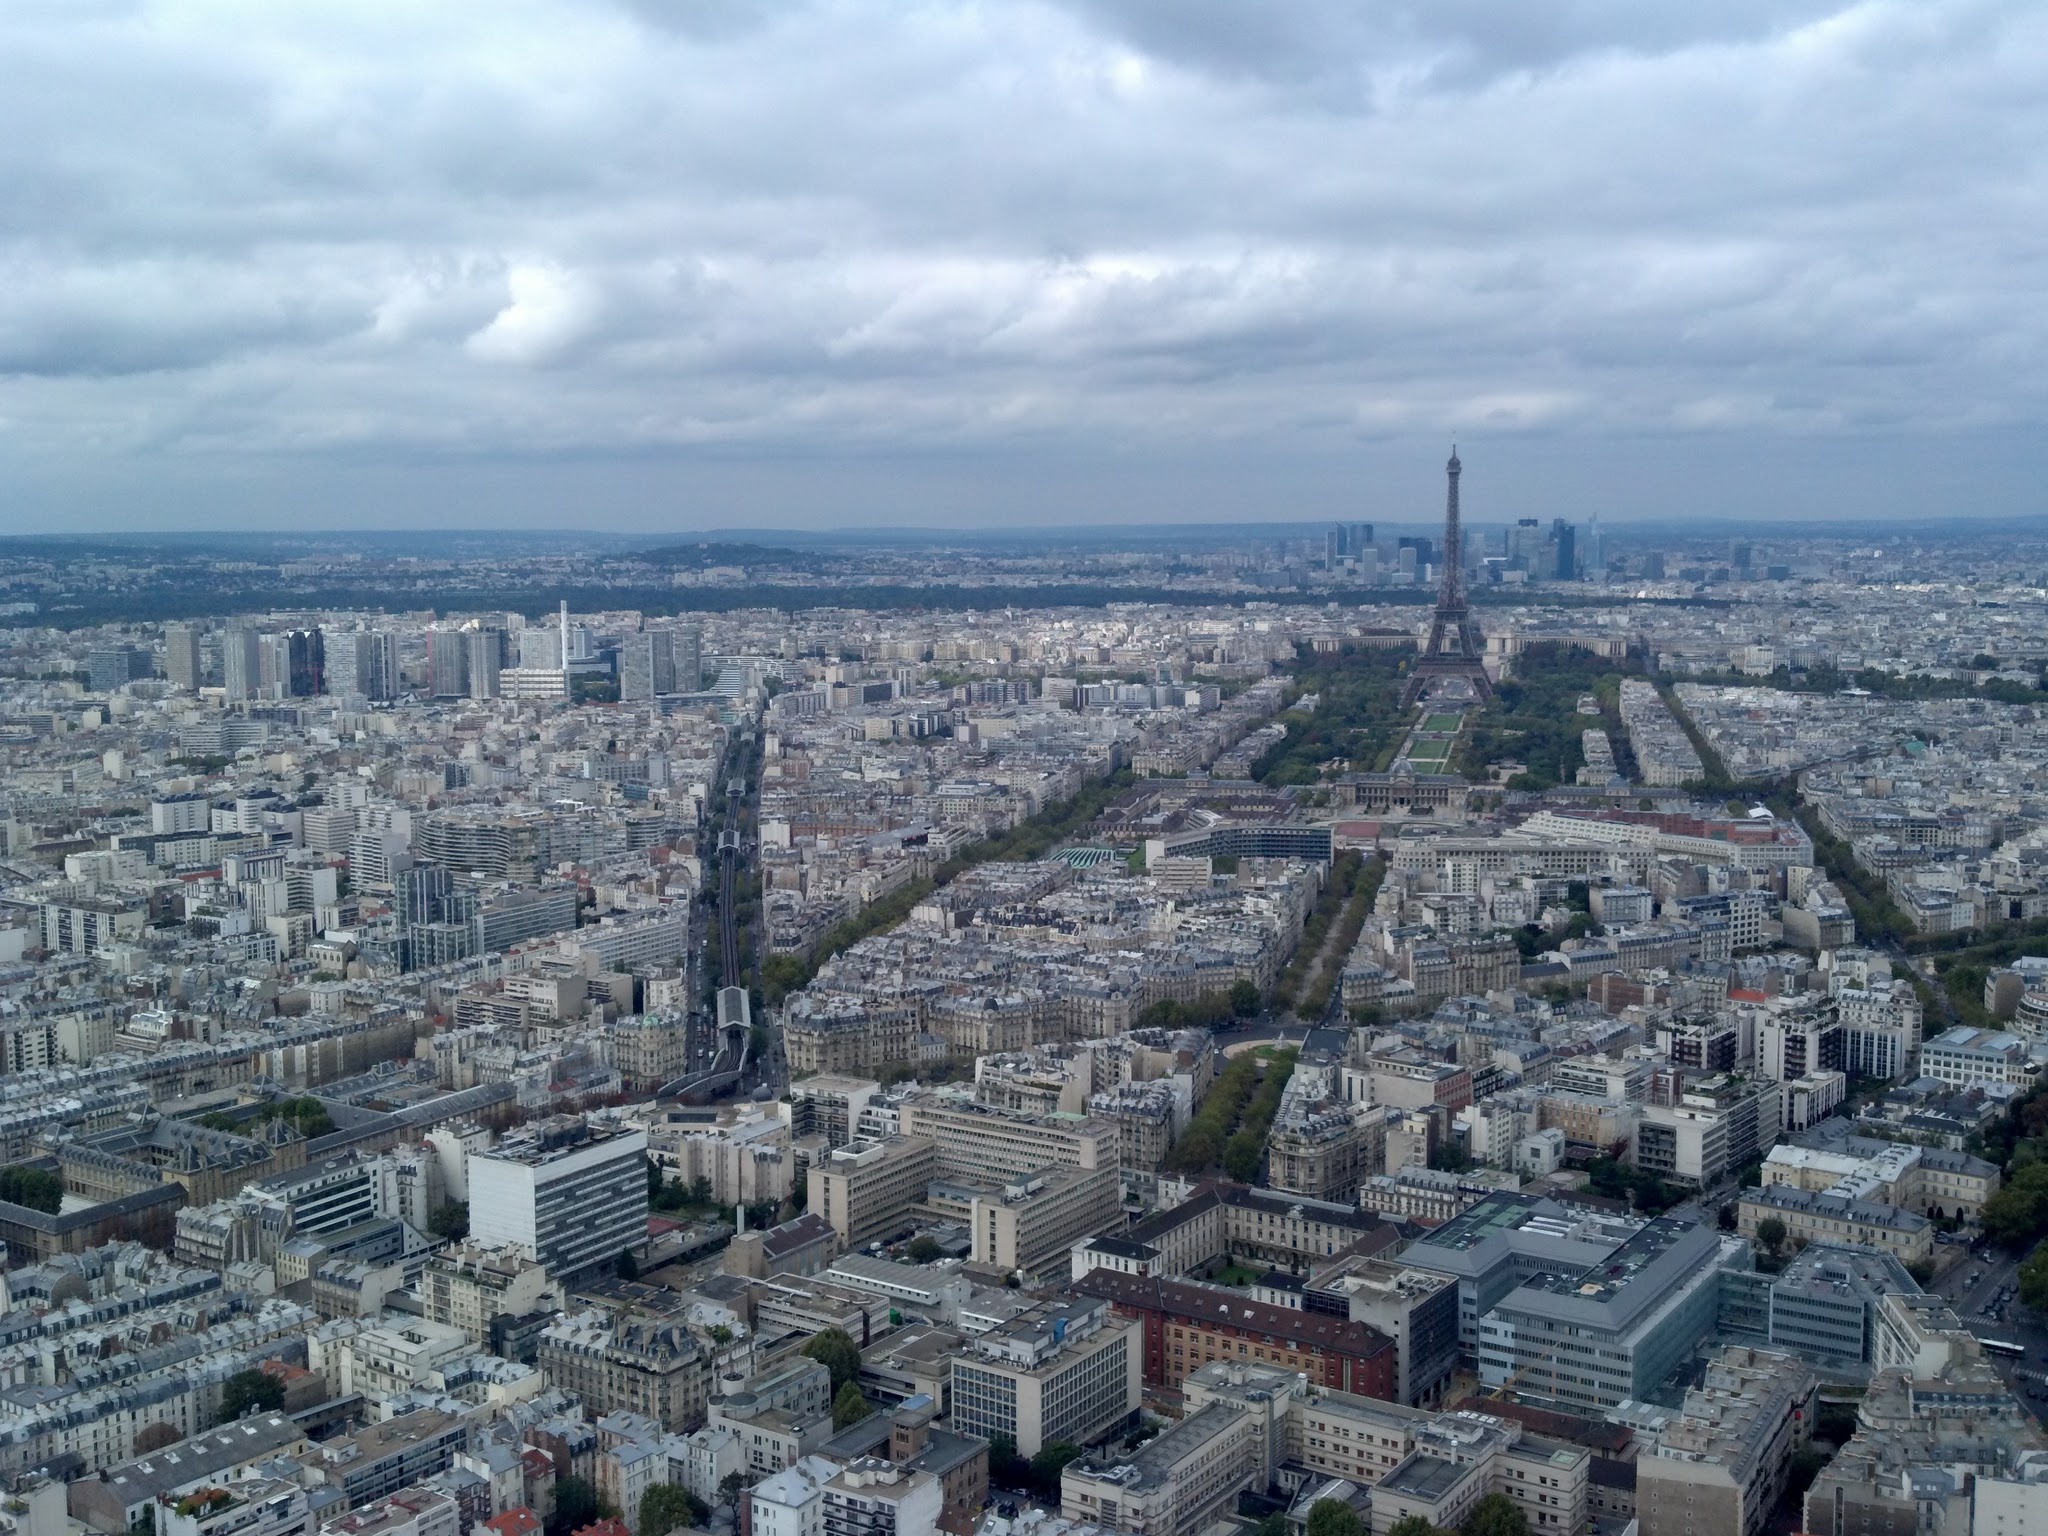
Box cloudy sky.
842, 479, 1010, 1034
2, 0, 2042, 532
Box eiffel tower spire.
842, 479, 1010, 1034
1402, 448, 1493, 706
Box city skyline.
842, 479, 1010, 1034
2, 1, 2043, 531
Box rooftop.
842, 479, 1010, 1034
1377, 1452, 1475, 1502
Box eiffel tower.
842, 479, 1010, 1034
1401, 447, 1493, 706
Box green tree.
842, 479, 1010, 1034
1229, 979, 1261, 1018
1222, 1130, 1262, 1182
1905, 1258, 1936, 1287
1459, 1493, 1530, 1536
637, 1484, 705, 1536
2021, 1247, 2048, 1311
1307, 1500, 1369, 1536
551, 1477, 614, 1536
216, 1368, 285, 1423
617, 1249, 640, 1281
1030, 1441, 1083, 1498
802, 1327, 863, 1392
907, 1235, 942, 1263
1388, 1518, 1440, 1536
1756, 1217, 1787, 1255
0, 1166, 63, 1214
988, 1432, 1026, 1489
429, 1201, 469, 1240
1982, 1164, 2048, 1250
714, 1473, 755, 1515
689, 1176, 714, 1206
833, 1380, 874, 1429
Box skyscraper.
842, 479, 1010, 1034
364, 631, 398, 700
285, 628, 324, 696
85, 645, 148, 694
1508, 518, 1544, 572
1551, 519, 1577, 581
259, 634, 290, 700
223, 627, 263, 702
163, 624, 202, 691
518, 626, 562, 670
427, 629, 470, 698
674, 626, 703, 693
620, 631, 676, 700
467, 627, 505, 700
324, 629, 397, 700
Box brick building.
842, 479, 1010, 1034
1072, 1271, 1396, 1400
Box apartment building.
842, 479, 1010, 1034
1635, 1075, 1780, 1187
948, 1299, 1142, 1458
70, 1415, 311, 1535
969, 1165, 1122, 1279
790, 1077, 882, 1150
707, 1358, 835, 1476
1305, 1256, 1460, 1408
821, 1460, 942, 1536
1366, 1413, 1591, 1536
536, 1310, 710, 1433
1634, 1346, 1817, 1536
468, 1120, 649, 1280
895, 1096, 1118, 1181
1060, 1402, 1258, 1536
807, 1136, 938, 1249
421, 1243, 555, 1346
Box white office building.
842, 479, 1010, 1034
469, 1120, 649, 1279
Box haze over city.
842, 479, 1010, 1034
3, 0, 2043, 530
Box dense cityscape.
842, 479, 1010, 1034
4, 6, 2041, 1536
2, 461, 2048, 1536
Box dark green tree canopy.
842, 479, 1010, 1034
802, 1327, 863, 1392
833, 1380, 874, 1429
0, 1166, 63, 1215
1307, 1500, 1369, 1536
637, 1484, 705, 1536
1460, 1492, 1530, 1536
217, 1369, 285, 1425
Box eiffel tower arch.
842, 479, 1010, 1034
1402, 447, 1494, 707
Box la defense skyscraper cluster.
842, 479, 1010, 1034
1402, 447, 1494, 706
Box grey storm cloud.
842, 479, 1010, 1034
0, 0, 2042, 528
